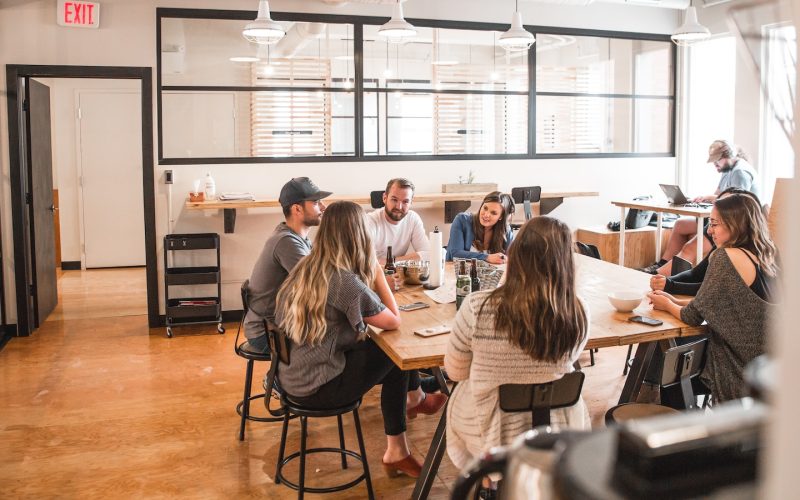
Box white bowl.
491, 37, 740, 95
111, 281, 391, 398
608, 292, 644, 313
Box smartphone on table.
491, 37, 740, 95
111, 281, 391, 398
628, 315, 663, 326
399, 301, 430, 312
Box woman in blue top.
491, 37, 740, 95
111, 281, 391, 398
446, 191, 515, 264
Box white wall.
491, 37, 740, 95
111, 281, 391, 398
0, 0, 681, 322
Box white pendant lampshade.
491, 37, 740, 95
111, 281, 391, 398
499, 5, 535, 52
379, 1, 417, 43
242, 0, 285, 45
671, 6, 711, 46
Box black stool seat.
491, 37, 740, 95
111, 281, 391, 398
275, 396, 374, 499
235, 340, 272, 360
235, 340, 284, 427
605, 402, 681, 426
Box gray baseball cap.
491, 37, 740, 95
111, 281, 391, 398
278, 177, 332, 209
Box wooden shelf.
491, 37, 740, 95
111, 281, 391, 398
186, 190, 599, 233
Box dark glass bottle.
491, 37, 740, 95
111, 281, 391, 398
385, 245, 396, 273
470, 258, 480, 292
456, 260, 470, 310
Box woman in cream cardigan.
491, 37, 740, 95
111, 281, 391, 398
445, 216, 591, 470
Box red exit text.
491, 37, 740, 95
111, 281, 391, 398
57, 1, 100, 29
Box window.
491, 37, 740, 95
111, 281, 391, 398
360, 26, 529, 156
157, 9, 675, 163
535, 35, 674, 154
760, 23, 796, 201
684, 37, 737, 195
159, 15, 355, 160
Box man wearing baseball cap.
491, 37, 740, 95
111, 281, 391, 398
642, 139, 759, 275
243, 177, 332, 352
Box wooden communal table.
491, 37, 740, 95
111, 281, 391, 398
611, 200, 712, 266
185, 190, 598, 233
370, 256, 706, 500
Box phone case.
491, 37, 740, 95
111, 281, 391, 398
629, 315, 663, 326
413, 325, 451, 337
400, 302, 430, 312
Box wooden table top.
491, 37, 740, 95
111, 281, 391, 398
369, 255, 706, 370
186, 191, 599, 210
611, 200, 712, 218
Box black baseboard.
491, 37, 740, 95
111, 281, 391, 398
156, 309, 244, 328
61, 261, 81, 270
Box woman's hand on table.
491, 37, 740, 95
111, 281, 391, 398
650, 274, 667, 291
486, 253, 506, 265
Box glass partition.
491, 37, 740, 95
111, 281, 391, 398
157, 8, 674, 162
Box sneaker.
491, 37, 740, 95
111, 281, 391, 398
640, 263, 660, 275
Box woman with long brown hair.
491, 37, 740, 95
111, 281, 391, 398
275, 201, 433, 478
446, 191, 515, 264
649, 193, 779, 404
444, 216, 591, 469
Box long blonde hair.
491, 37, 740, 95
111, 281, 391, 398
480, 217, 587, 363
714, 193, 778, 277
276, 201, 376, 345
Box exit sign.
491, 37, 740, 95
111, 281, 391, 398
57, 1, 100, 29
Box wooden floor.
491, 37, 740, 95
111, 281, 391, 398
0, 268, 630, 498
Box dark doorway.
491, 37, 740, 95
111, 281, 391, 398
6, 65, 158, 336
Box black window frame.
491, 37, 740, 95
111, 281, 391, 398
156, 8, 676, 165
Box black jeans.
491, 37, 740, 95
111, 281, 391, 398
290, 338, 410, 436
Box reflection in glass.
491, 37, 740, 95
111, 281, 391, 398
362, 25, 528, 91
163, 90, 354, 158
161, 17, 354, 87
536, 95, 672, 154
536, 35, 673, 96
364, 92, 527, 156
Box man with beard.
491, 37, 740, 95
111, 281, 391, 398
366, 178, 430, 264
642, 140, 760, 275
243, 177, 331, 352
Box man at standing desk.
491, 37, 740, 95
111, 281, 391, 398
243, 177, 331, 353
642, 139, 760, 275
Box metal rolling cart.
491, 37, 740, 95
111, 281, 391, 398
163, 233, 225, 338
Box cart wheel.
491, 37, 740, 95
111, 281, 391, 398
166, 327, 173, 338
217, 323, 226, 334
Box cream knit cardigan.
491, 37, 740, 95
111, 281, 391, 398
445, 290, 591, 469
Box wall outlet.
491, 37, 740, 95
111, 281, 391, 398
164, 170, 173, 184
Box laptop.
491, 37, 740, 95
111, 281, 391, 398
659, 184, 691, 205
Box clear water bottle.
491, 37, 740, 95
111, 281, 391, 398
204, 172, 216, 200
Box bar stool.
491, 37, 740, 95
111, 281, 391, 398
265, 324, 375, 500
235, 279, 283, 441
606, 338, 709, 426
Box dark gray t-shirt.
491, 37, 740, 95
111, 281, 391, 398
244, 223, 310, 340
275, 270, 385, 397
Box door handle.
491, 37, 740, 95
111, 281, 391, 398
48, 204, 58, 212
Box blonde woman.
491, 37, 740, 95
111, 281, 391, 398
445, 217, 591, 470
649, 193, 778, 404
275, 201, 430, 478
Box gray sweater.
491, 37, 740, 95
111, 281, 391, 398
681, 249, 777, 403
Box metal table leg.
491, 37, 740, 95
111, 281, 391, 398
411, 367, 453, 500
618, 341, 657, 404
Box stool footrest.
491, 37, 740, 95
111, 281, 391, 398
277, 447, 368, 493
236, 393, 284, 423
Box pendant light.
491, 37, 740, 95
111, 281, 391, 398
242, 0, 285, 45
379, 0, 416, 43
671, 1, 710, 46
499, 0, 535, 52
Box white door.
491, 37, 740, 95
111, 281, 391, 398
78, 91, 145, 268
